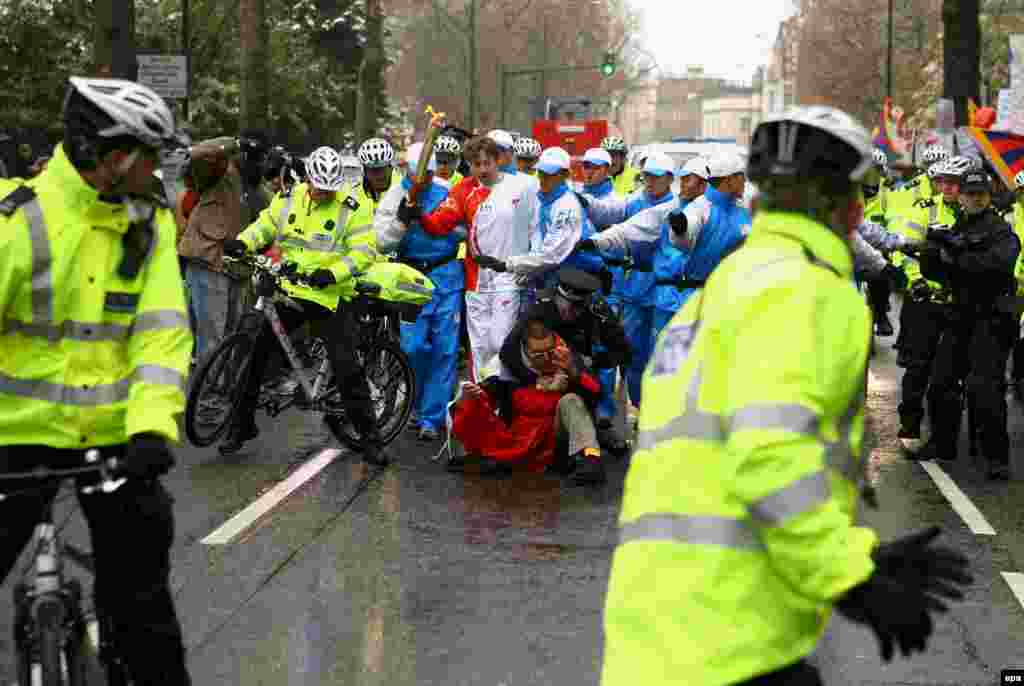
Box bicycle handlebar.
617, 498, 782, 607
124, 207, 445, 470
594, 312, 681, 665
0, 449, 126, 500
225, 253, 381, 294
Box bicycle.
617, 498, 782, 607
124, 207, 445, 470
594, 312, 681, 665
2, 450, 129, 686
184, 254, 417, 452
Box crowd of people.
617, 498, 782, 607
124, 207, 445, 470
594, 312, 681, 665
0, 72, 1008, 684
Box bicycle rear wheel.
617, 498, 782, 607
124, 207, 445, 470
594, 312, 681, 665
324, 341, 415, 450
185, 333, 255, 447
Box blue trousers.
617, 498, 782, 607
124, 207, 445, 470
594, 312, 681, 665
622, 302, 655, 407
401, 288, 463, 432
595, 297, 623, 419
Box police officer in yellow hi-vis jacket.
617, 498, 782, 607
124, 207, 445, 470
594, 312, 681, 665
601, 107, 973, 686
222, 145, 387, 466
0, 77, 192, 683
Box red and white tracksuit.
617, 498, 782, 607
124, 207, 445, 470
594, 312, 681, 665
419, 172, 537, 381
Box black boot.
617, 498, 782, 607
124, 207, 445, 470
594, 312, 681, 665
897, 417, 921, 440
987, 462, 1011, 481
912, 437, 956, 462
596, 418, 629, 459
569, 449, 606, 486
875, 314, 894, 337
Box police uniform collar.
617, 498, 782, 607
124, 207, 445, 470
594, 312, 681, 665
751, 210, 854, 279
48, 143, 102, 213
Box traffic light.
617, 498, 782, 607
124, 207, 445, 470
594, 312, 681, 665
601, 52, 616, 77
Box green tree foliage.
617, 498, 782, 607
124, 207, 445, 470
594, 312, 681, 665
0, 0, 398, 152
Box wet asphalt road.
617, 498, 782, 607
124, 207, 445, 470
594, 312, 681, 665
5, 306, 1024, 684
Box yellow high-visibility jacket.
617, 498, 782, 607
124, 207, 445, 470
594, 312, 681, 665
0, 144, 191, 447
239, 182, 378, 310
603, 210, 877, 686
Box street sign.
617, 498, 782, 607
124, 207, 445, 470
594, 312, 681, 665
137, 54, 188, 99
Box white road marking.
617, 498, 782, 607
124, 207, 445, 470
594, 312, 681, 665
1002, 572, 1024, 610
918, 460, 997, 536
201, 448, 343, 545
87, 620, 99, 649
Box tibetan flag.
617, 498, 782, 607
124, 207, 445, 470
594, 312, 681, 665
966, 127, 1024, 188
873, 97, 904, 160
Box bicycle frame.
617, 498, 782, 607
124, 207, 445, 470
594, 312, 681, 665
253, 294, 331, 403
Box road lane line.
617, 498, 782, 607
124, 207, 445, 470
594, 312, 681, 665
201, 448, 343, 545
918, 461, 997, 536
1002, 572, 1024, 609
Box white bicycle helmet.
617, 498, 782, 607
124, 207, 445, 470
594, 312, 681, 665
358, 138, 395, 169
920, 144, 950, 166
66, 77, 183, 148
514, 137, 542, 159
748, 105, 874, 184
937, 155, 976, 179
601, 136, 628, 153
435, 135, 462, 156
305, 146, 345, 191
872, 147, 888, 168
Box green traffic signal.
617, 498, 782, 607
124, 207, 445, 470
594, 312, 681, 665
601, 52, 616, 77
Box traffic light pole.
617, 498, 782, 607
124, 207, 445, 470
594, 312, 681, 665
499, 62, 607, 129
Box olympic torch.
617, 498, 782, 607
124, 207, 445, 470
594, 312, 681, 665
409, 105, 447, 205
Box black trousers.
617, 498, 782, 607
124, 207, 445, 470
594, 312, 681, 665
897, 299, 951, 428
928, 310, 1016, 465
236, 297, 377, 440
1012, 335, 1024, 382
867, 276, 892, 317
0, 445, 190, 685
736, 659, 822, 686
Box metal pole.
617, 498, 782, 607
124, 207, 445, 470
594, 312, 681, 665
887, 0, 894, 99
182, 0, 189, 121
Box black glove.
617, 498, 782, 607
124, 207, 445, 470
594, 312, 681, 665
872, 527, 973, 604
882, 263, 908, 291
589, 295, 615, 323
307, 268, 337, 289
836, 573, 939, 662
668, 211, 688, 236
397, 197, 422, 225
224, 239, 248, 259
476, 255, 507, 272
123, 433, 176, 479
599, 267, 614, 296
575, 238, 598, 252
927, 229, 967, 252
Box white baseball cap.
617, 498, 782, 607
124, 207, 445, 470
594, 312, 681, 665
535, 147, 572, 175
680, 156, 709, 180
404, 142, 437, 173
642, 152, 676, 177
488, 130, 515, 151
582, 148, 612, 167
706, 151, 746, 179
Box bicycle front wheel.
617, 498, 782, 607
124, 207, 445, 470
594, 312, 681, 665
33, 593, 86, 686
325, 342, 415, 450
185, 333, 255, 447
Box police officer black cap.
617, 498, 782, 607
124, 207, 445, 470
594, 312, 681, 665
556, 267, 602, 302
960, 171, 992, 194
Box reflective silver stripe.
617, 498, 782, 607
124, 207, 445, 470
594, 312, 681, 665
619, 513, 764, 551
275, 195, 295, 242
396, 281, 433, 297
23, 198, 53, 326
349, 244, 375, 257
2, 310, 187, 342
131, 310, 190, 335
3, 320, 128, 341
929, 203, 938, 224
749, 470, 831, 525
636, 411, 722, 449
279, 237, 336, 253
0, 364, 184, 406
729, 403, 819, 436
347, 223, 374, 237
